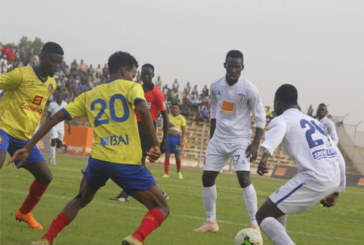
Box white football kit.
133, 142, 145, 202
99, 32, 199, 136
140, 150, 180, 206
260, 108, 346, 215
319, 116, 339, 145
204, 76, 266, 172
48, 100, 67, 140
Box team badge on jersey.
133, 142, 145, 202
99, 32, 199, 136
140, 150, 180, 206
238, 93, 248, 106
48, 84, 54, 93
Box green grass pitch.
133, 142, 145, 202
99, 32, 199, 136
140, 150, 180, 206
1, 154, 363, 244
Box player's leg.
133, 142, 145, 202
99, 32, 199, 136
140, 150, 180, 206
37, 176, 98, 244
175, 153, 183, 179
49, 127, 58, 165
0, 150, 6, 169
256, 198, 294, 245
0, 129, 10, 170
163, 152, 171, 177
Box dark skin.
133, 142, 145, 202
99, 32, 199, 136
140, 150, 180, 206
165, 105, 186, 161
316, 104, 328, 120
0, 52, 63, 186
9, 65, 169, 222
256, 96, 339, 225
141, 66, 169, 157
202, 56, 264, 188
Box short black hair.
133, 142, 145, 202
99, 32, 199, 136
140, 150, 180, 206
142, 63, 154, 72
41, 42, 64, 55
226, 50, 243, 62
318, 103, 327, 107
171, 103, 180, 108
275, 84, 298, 105
108, 51, 138, 74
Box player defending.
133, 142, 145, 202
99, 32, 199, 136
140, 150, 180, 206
10, 51, 169, 245
256, 84, 346, 245
163, 104, 186, 179
47, 89, 71, 165
0, 42, 63, 230
315, 103, 339, 145
194, 50, 266, 233
111, 63, 169, 202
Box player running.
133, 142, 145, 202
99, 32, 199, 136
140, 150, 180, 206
163, 103, 186, 179
256, 84, 346, 245
47, 89, 71, 165
0, 42, 63, 230
10, 51, 169, 245
194, 50, 266, 233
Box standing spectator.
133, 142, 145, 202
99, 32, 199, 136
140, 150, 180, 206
163, 104, 186, 179
172, 79, 179, 93
194, 50, 266, 233
70, 59, 78, 74
184, 81, 191, 96
256, 84, 345, 245
315, 103, 339, 145
155, 76, 163, 89
191, 84, 198, 95
202, 85, 209, 97
102, 64, 108, 81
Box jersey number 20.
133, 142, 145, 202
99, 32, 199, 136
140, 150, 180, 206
91, 94, 129, 127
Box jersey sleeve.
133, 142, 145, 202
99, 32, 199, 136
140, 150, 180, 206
260, 116, 287, 155
62, 93, 87, 120
128, 83, 146, 109
327, 119, 339, 145
210, 84, 217, 119
0, 68, 22, 90
249, 86, 266, 129
155, 88, 167, 112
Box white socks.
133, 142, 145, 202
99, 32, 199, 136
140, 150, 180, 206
203, 185, 217, 221
50, 146, 56, 160
277, 214, 287, 229
261, 217, 295, 245
242, 184, 258, 226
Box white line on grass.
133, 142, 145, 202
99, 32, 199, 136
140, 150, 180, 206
0, 188, 360, 243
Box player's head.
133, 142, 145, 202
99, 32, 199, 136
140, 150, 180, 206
171, 103, 180, 116
108, 51, 138, 81
316, 103, 328, 119
39, 42, 64, 77
141, 63, 155, 86
224, 50, 244, 83
274, 84, 298, 115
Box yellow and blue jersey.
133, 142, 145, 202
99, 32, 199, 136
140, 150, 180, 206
0, 66, 56, 140
169, 114, 186, 131
62, 79, 146, 164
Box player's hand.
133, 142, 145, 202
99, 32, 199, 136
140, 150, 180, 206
147, 145, 161, 163
7, 148, 30, 169
245, 143, 259, 162
320, 193, 339, 207
257, 157, 269, 176
180, 140, 184, 148
160, 141, 167, 154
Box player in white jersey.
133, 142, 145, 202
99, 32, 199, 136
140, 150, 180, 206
315, 103, 339, 145
194, 50, 266, 233
256, 84, 346, 245
47, 90, 71, 165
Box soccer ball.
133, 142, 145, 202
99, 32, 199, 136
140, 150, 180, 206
234, 228, 263, 245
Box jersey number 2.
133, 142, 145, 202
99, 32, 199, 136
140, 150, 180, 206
91, 94, 129, 127
300, 119, 329, 148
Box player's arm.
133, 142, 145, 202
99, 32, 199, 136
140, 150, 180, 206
209, 84, 217, 138
0, 68, 22, 90
8, 110, 68, 168
180, 125, 186, 148
136, 100, 160, 162
160, 110, 169, 153
66, 119, 72, 134
246, 127, 264, 162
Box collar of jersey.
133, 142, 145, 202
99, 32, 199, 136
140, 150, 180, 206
105, 78, 118, 84
32, 66, 48, 83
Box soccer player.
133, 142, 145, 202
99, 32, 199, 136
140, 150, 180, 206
0, 42, 64, 230
10, 51, 169, 245
256, 84, 346, 245
163, 104, 186, 179
47, 89, 71, 165
315, 103, 339, 145
194, 50, 266, 233
110, 63, 169, 202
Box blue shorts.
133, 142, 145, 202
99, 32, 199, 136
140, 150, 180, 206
166, 134, 182, 155
82, 157, 157, 196
0, 129, 45, 167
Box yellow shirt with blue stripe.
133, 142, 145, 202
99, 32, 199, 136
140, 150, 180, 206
0, 66, 56, 140
169, 114, 186, 132
62, 79, 145, 164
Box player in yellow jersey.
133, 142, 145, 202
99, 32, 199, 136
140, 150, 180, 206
10, 51, 169, 245
163, 104, 186, 179
0, 42, 64, 230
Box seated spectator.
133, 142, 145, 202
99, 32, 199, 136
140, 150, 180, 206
172, 79, 179, 93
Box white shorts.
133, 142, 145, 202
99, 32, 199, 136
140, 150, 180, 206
50, 126, 65, 141
270, 173, 339, 216
203, 137, 251, 172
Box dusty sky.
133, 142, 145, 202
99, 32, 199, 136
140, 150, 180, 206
1, 0, 363, 129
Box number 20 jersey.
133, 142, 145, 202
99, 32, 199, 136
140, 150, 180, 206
62, 79, 146, 165
260, 108, 345, 192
